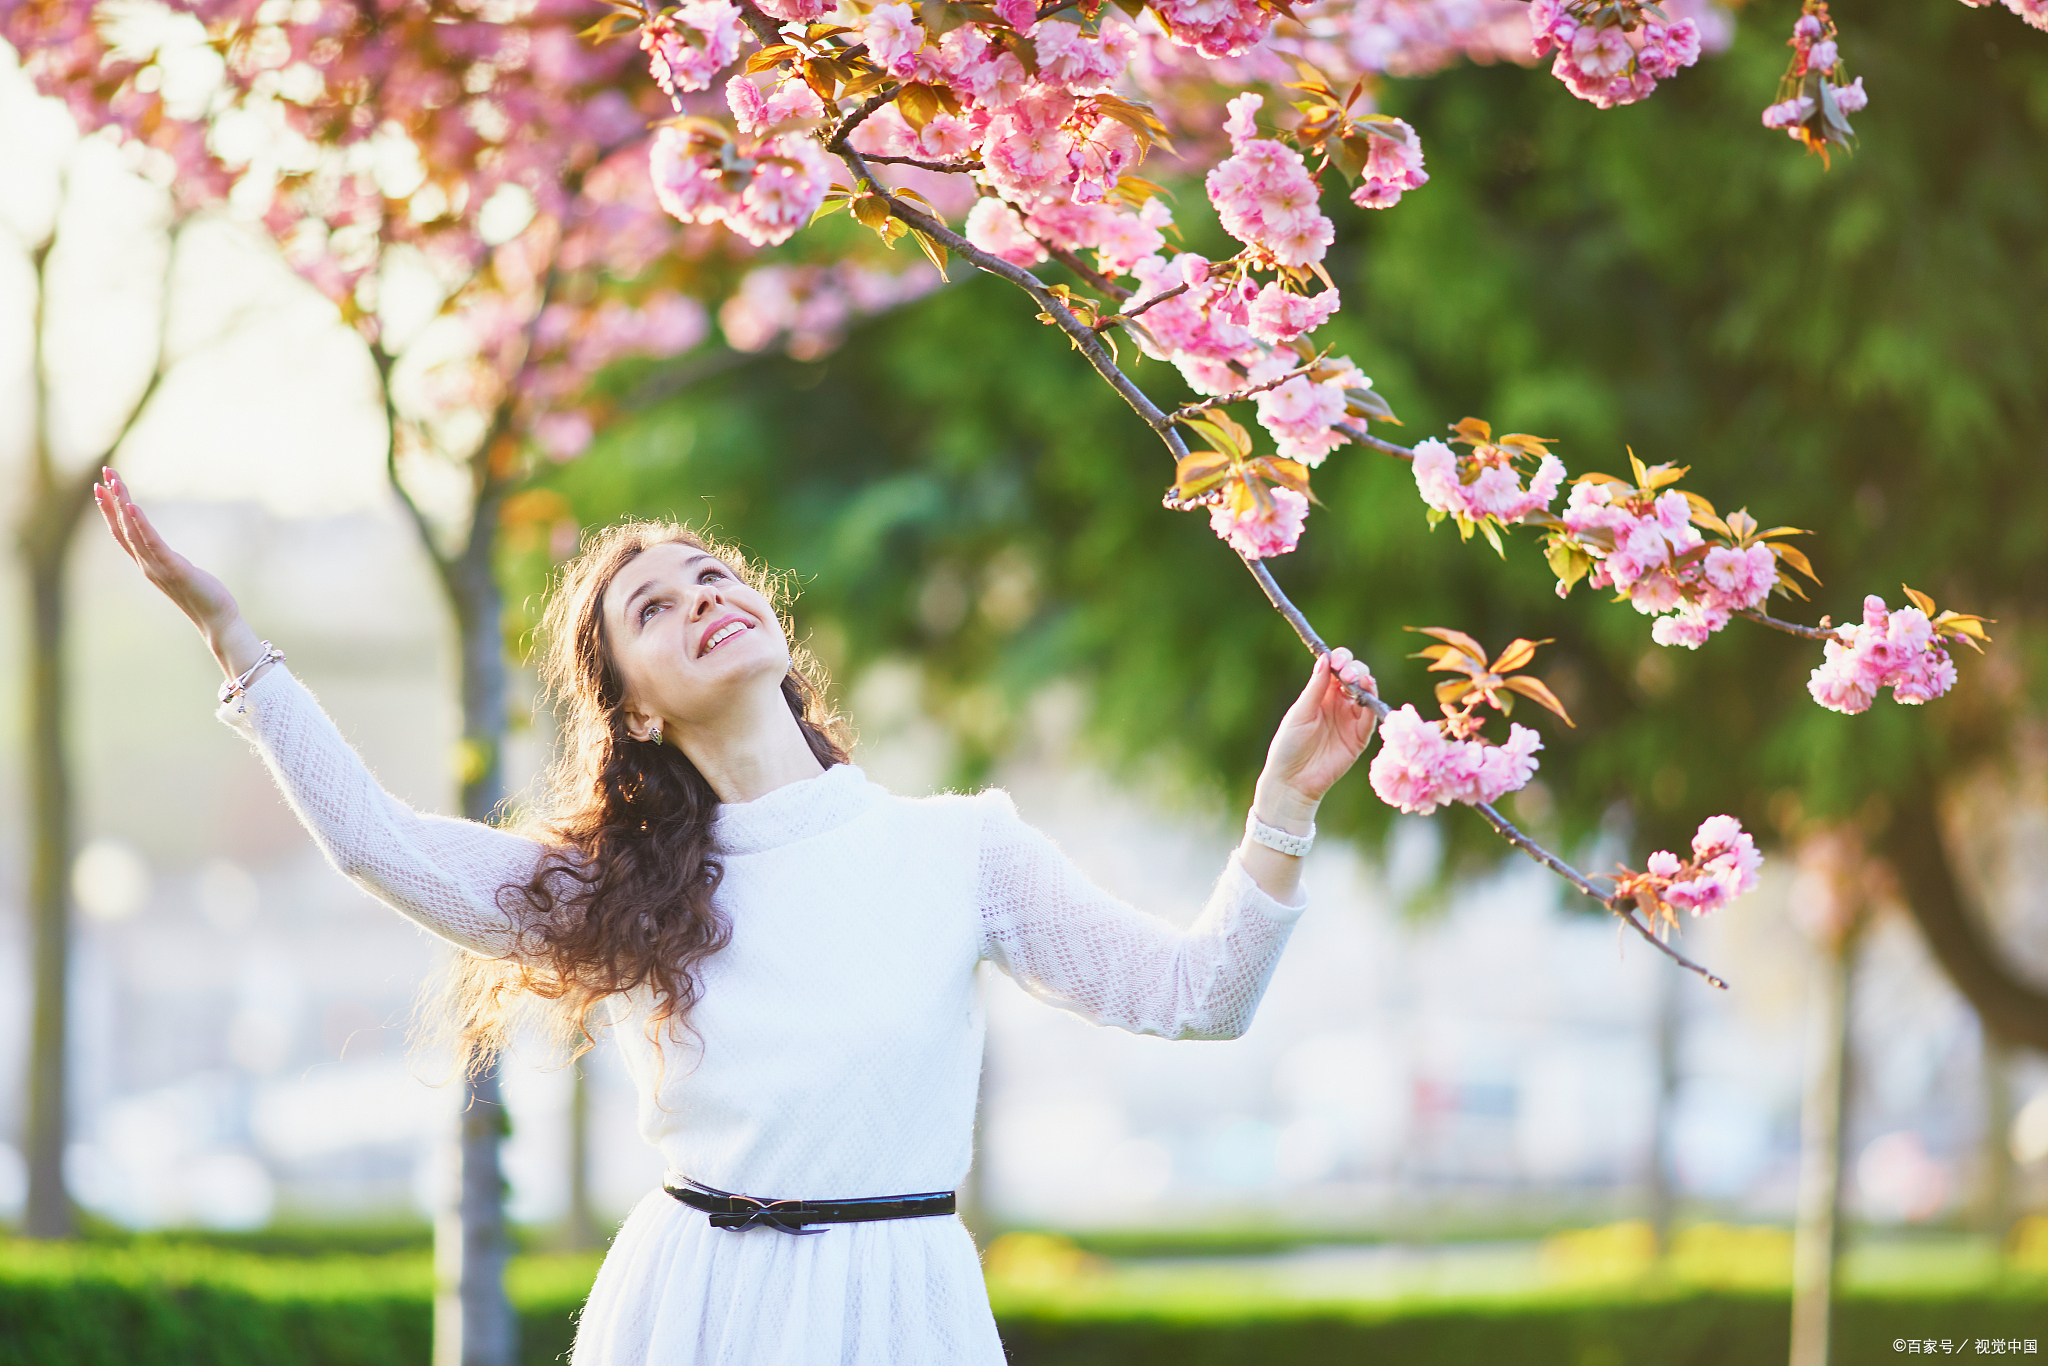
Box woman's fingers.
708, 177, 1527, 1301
96, 474, 141, 565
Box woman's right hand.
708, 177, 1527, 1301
96, 468, 268, 678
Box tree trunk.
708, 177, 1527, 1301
17, 212, 106, 1239
19, 469, 97, 1239
563, 1059, 599, 1250
1789, 928, 1858, 1366
1890, 774, 2048, 1053
429, 482, 519, 1366
1974, 1034, 2013, 1243
1646, 959, 1681, 1261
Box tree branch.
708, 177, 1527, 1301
825, 123, 1731, 990
1098, 280, 1189, 330
861, 152, 982, 172
1738, 607, 1838, 641
1334, 419, 1416, 460
1170, 359, 1321, 422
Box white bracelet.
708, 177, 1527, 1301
218, 641, 285, 714
1245, 807, 1314, 859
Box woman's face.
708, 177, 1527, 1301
601, 542, 790, 739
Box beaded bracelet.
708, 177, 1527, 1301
218, 642, 285, 714
1245, 807, 1315, 859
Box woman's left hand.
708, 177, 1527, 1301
1255, 647, 1379, 824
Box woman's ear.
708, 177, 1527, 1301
620, 703, 662, 744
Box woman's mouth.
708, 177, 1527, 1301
701, 619, 752, 655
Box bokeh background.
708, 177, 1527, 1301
3, 0, 2048, 1359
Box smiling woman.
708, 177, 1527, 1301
90, 478, 1380, 1366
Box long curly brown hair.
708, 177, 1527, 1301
439, 519, 850, 1074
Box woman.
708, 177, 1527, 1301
94, 468, 1378, 1364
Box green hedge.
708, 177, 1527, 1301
3, 1242, 2043, 1366
999, 1292, 2048, 1366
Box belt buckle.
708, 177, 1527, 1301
709, 1193, 816, 1234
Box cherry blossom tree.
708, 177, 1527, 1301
604, 0, 2001, 996
6, 2, 718, 1358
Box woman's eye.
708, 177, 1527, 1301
639, 600, 664, 624
699, 568, 725, 583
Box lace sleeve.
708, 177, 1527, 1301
974, 787, 1307, 1040
217, 665, 541, 957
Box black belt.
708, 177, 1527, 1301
663, 1174, 957, 1235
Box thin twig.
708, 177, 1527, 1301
1043, 241, 1131, 300
1334, 419, 1415, 460
1097, 280, 1189, 330
1738, 607, 1838, 641
1171, 359, 1320, 422
826, 87, 897, 149
861, 152, 983, 172
1470, 801, 1729, 989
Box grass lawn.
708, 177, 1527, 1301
0, 1223, 2042, 1365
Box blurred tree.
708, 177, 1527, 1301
10, 159, 185, 1240
523, 0, 2047, 1045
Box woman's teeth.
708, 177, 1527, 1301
705, 621, 748, 652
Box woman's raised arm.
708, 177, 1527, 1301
976, 651, 1378, 1040
95, 470, 540, 958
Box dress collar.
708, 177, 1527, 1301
711, 762, 883, 856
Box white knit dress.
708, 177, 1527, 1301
221, 666, 1311, 1365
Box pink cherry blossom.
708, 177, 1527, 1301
1762, 95, 1817, 129
1807, 595, 1959, 714
1413, 438, 1566, 524
641, 0, 744, 105
1152, 0, 1276, 58
1835, 76, 1869, 112
1350, 120, 1428, 210
1206, 138, 1335, 265
1210, 486, 1310, 559
1805, 38, 1838, 71
866, 4, 925, 78
1656, 814, 1762, 915
726, 73, 825, 139
1247, 283, 1340, 343
1223, 91, 1263, 149
1368, 705, 1544, 815
1254, 373, 1352, 465
965, 197, 1048, 266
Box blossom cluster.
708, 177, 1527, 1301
1413, 436, 1566, 528
1208, 97, 1340, 266
1806, 595, 1958, 714
1210, 486, 1312, 559
1530, 0, 1704, 110
650, 126, 839, 247
1760, 1, 1867, 158
1368, 704, 1545, 815
1558, 480, 1781, 648
1630, 815, 1763, 918
1958, 0, 2048, 32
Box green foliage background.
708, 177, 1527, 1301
512, 0, 2047, 869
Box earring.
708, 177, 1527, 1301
648, 724, 663, 746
